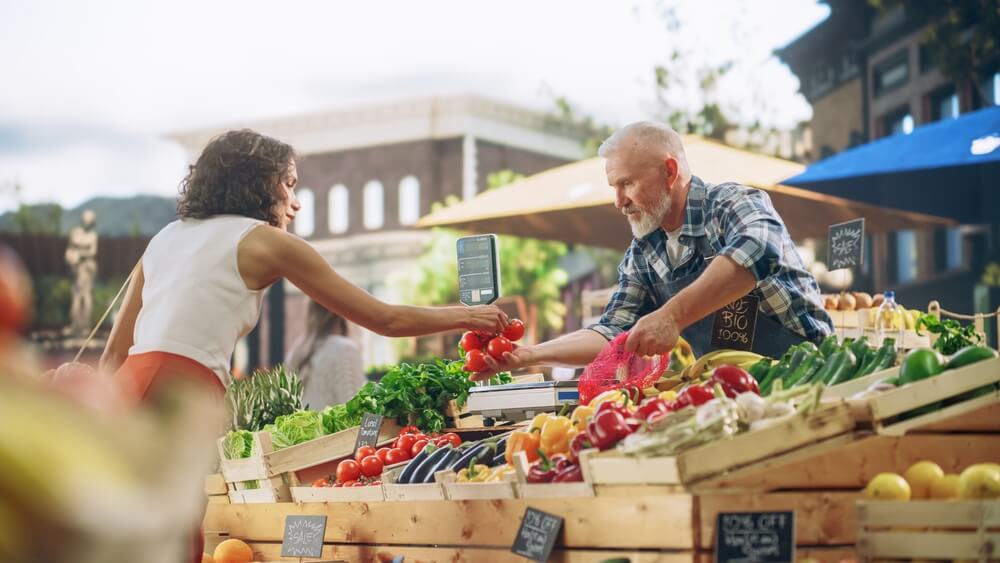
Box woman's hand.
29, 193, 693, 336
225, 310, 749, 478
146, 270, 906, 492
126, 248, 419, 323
465, 305, 509, 334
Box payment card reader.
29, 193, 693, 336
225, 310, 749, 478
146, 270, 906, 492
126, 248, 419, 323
457, 234, 501, 306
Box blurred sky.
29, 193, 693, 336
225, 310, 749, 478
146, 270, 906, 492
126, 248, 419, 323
0, 0, 829, 213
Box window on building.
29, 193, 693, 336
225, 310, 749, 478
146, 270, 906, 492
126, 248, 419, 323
896, 230, 918, 283
874, 50, 909, 97
293, 188, 315, 237
880, 106, 914, 137
398, 176, 421, 226
328, 184, 349, 234
946, 228, 964, 270
363, 180, 384, 230
918, 42, 935, 74
977, 71, 1000, 108
929, 86, 960, 121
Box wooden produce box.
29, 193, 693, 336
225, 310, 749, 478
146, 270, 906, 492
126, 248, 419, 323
511, 450, 595, 498
848, 356, 1000, 436
217, 419, 401, 504
589, 402, 855, 488
856, 500, 1000, 561
437, 469, 517, 500
824, 366, 900, 400
205, 473, 231, 505
290, 483, 385, 503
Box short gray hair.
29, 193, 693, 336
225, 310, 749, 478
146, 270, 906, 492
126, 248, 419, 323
597, 121, 686, 161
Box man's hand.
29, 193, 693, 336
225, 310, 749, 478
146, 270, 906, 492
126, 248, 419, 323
472, 345, 536, 382
624, 308, 680, 357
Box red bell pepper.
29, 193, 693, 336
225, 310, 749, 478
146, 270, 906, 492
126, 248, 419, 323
635, 397, 671, 421
710, 364, 760, 396
527, 450, 569, 484
567, 432, 592, 462
551, 463, 584, 483
677, 384, 714, 407
586, 409, 632, 450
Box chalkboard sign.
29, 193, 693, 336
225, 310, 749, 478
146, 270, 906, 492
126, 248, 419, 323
354, 412, 384, 452
281, 515, 327, 558
711, 294, 760, 352
827, 218, 865, 270
715, 511, 795, 563
511, 507, 563, 562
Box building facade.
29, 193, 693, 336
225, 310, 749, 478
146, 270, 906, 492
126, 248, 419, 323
170, 95, 588, 370
776, 0, 999, 302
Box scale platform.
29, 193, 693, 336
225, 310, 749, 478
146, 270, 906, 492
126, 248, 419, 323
467, 380, 579, 423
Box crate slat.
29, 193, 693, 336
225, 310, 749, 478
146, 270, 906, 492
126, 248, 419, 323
290, 485, 386, 503
588, 451, 682, 485
857, 530, 999, 559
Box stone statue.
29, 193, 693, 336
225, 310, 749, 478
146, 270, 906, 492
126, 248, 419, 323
66, 209, 98, 336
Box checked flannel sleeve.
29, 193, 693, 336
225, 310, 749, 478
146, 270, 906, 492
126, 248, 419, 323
587, 246, 658, 341
713, 184, 786, 285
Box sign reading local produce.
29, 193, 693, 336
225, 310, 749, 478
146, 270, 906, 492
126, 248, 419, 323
827, 218, 865, 270
354, 412, 385, 452
281, 515, 327, 558
511, 507, 563, 562
714, 511, 795, 563
711, 294, 760, 352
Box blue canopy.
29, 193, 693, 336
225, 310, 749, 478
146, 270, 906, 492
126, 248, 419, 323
783, 106, 1000, 224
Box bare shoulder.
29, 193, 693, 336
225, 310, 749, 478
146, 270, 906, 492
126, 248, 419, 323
238, 225, 301, 289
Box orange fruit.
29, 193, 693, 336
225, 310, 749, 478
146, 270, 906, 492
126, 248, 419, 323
213, 538, 254, 563
903, 460, 944, 499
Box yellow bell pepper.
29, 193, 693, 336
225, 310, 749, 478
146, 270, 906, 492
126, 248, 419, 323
505, 429, 541, 465
658, 390, 678, 402
569, 405, 594, 432
528, 413, 553, 434
457, 463, 490, 482
539, 416, 576, 456
590, 388, 628, 408
486, 464, 516, 482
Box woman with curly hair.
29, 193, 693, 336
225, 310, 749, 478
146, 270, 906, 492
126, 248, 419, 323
100, 129, 508, 401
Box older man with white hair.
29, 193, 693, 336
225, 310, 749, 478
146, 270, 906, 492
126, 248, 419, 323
477, 121, 832, 378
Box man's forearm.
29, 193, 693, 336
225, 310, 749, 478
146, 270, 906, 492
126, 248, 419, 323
662, 255, 756, 330
530, 329, 609, 368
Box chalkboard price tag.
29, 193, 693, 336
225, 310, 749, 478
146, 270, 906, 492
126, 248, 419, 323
354, 412, 384, 452
281, 515, 327, 558
827, 218, 865, 270
711, 294, 760, 352
715, 511, 795, 563
511, 507, 563, 562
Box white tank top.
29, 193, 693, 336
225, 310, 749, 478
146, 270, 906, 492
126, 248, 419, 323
130, 216, 267, 385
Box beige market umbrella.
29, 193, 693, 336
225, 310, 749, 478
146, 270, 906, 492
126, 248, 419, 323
416, 136, 956, 249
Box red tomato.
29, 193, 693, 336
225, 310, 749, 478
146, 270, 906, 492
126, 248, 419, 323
312, 478, 329, 487
355, 445, 376, 463
370, 480, 381, 486
411, 439, 429, 457
385, 447, 408, 465
341, 479, 357, 487
440, 432, 461, 447
395, 434, 417, 453
375, 447, 391, 464
332, 481, 343, 487
486, 336, 513, 360
502, 319, 525, 341
359, 455, 384, 478
399, 425, 421, 435
335, 459, 361, 483
465, 349, 489, 372
459, 331, 485, 352
413, 433, 427, 442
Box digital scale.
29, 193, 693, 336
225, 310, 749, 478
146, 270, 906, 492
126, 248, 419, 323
467, 380, 579, 423
456, 234, 580, 423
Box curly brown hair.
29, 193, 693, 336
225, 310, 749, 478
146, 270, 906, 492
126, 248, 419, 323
176, 129, 296, 226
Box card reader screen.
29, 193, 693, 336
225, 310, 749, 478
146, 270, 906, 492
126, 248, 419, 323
457, 235, 499, 305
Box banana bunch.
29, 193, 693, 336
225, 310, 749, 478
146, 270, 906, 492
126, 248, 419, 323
680, 349, 767, 381
667, 336, 696, 372
866, 308, 922, 331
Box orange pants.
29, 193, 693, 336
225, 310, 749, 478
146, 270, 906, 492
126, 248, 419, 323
116, 352, 224, 563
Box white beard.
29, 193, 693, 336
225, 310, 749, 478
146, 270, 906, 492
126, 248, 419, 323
625, 195, 672, 238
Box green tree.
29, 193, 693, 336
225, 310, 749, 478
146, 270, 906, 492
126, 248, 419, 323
870, 0, 999, 105
404, 171, 569, 339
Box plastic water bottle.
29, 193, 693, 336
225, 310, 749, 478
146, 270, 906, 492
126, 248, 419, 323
875, 290, 902, 350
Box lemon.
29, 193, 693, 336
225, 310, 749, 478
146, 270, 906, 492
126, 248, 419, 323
864, 472, 912, 500
930, 474, 961, 500
957, 463, 1000, 499
903, 460, 944, 499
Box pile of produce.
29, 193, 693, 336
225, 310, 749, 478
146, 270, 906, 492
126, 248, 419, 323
864, 459, 999, 501
753, 335, 896, 396
507, 411, 591, 484
459, 319, 525, 373
851, 344, 997, 406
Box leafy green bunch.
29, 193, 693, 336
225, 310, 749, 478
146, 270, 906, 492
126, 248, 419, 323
916, 314, 983, 355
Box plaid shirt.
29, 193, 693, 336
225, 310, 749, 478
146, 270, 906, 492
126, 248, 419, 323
589, 176, 833, 343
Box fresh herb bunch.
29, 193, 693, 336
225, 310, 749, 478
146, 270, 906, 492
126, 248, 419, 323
343, 359, 512, 432
226, 365, 303, 431
916, 314, 983, 355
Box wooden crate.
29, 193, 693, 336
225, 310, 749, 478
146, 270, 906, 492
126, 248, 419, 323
217, 419, 401, 503
511, 450, 595, 498
848, 356, 1000, 435
381, 464, 447, 501
824, 366, 900, 400
438, 469, 517, 500
290, 483, 385, 503
856, 500, 1000, 560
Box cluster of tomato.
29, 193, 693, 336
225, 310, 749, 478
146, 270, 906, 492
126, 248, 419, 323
460, 318, 525, 373
313, 425, 464, 487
